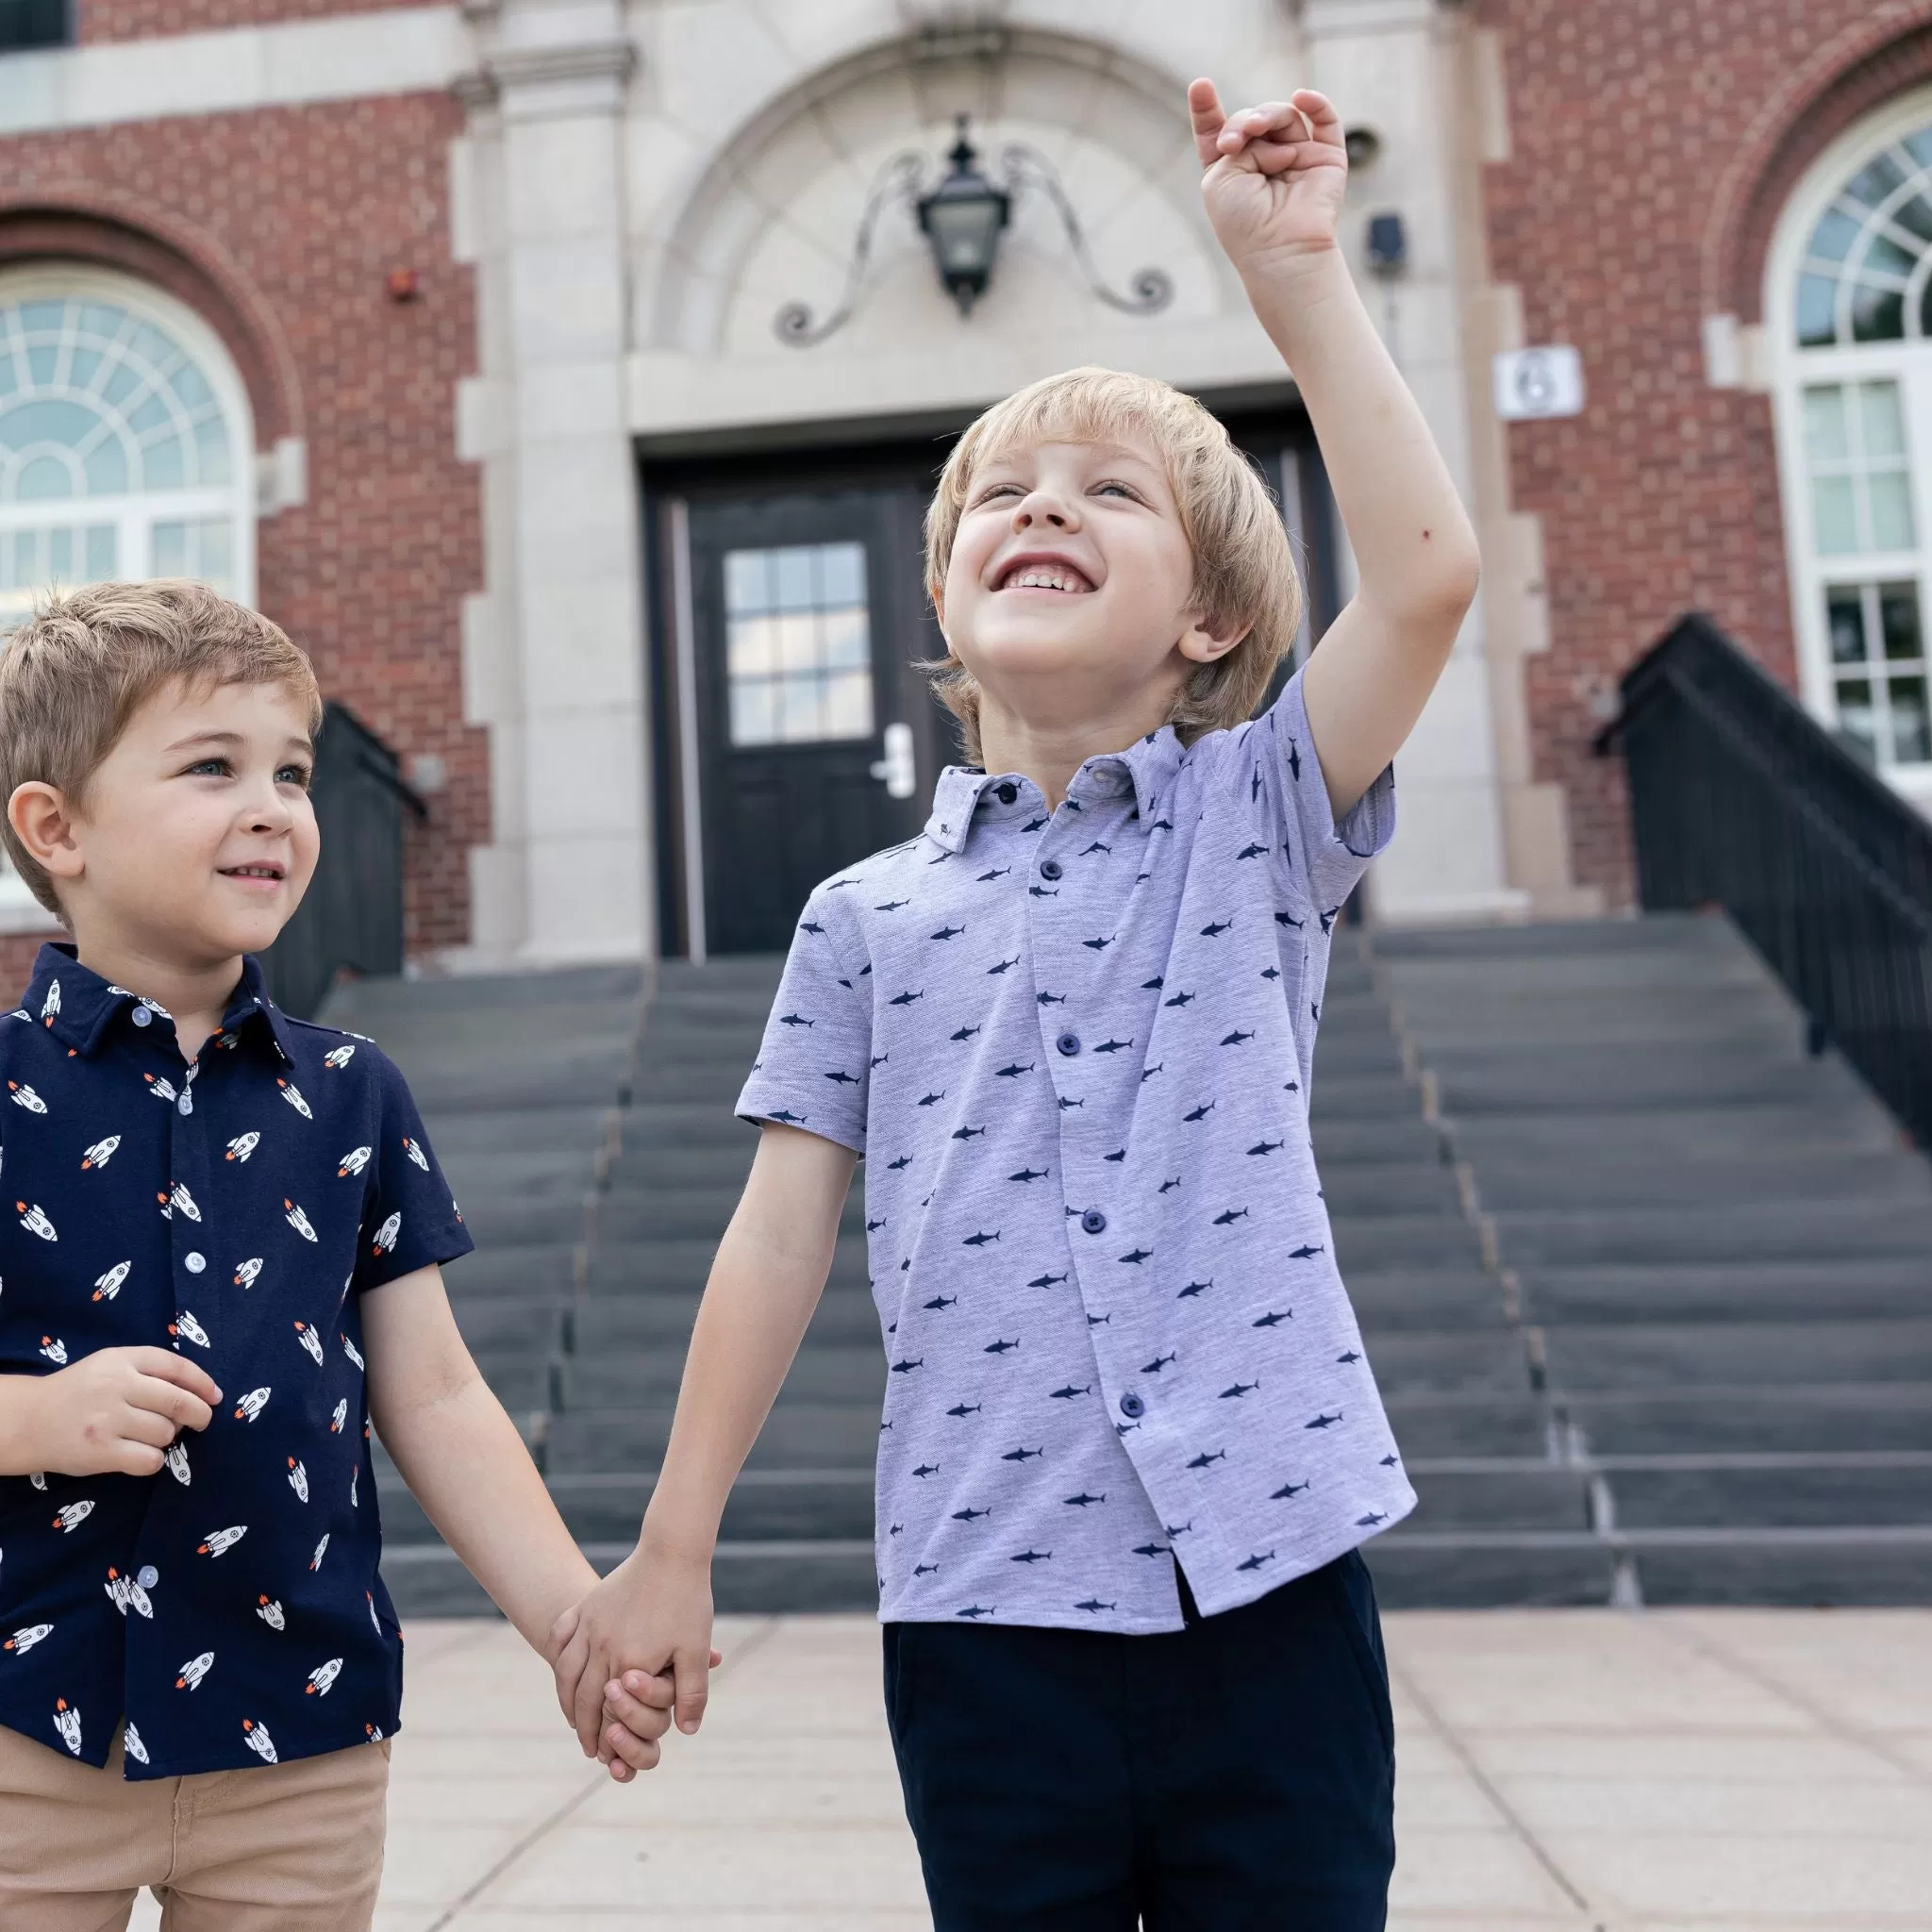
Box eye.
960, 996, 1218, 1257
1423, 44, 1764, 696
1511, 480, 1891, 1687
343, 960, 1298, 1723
276, 763, 313, 790
973, 482, 1024, 505
1093, 479, 1141, 501
185, 757, 232, 778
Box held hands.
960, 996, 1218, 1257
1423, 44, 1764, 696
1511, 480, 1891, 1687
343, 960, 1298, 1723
10, 1347, 222, 1478
546, 1542, 719, 1784
1190, 79, 1348, 279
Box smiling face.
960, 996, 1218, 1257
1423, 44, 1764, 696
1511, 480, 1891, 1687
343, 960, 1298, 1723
939, 435, 1235, 738
52, 677, 320, 966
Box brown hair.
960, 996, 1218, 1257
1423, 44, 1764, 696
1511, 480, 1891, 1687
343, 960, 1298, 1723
0, 581, 323, 918
923, 366, 1303, 762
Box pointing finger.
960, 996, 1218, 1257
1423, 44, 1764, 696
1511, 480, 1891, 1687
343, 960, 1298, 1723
1188, 77, 1227, 169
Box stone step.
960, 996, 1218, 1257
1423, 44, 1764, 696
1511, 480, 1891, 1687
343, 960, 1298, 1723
1606, 1459, 1932, 1528
1429, 1047, 1867, 1117
1448, 1105, 1911, 1163
1468, 1150, 1932, 1212
1517, 1257, 1932, 1325
1491, 1199, 1932, 1266
1561, 1384, 1932, 1455
1541, 1320, 1932, 1390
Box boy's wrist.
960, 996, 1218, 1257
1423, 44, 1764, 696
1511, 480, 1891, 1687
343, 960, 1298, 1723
0, 1375, 46, 1476
639, 1503, 720, 1568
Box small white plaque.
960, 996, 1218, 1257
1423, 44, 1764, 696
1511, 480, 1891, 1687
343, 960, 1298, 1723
1493, 345, 1586, 421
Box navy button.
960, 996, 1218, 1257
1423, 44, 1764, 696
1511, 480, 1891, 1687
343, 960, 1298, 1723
136, 1565, 158, 1591
996, 782, 1018, 805
1057, 1033, 1080, 1057
1080, 1208, 1107, 1236
130, 1006, 152, 1028
1040, 858, 1063, 880
1120, 1391, 1146, 1420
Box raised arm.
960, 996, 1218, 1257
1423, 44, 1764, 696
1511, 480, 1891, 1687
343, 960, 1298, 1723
1193, 79, 1481, 816
547, 1121, 858, 1770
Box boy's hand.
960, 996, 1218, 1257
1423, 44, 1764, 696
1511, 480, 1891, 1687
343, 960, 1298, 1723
8, 1348, 222, 1478
547, 1542, 717, 1776
1191, 79, 1348, 278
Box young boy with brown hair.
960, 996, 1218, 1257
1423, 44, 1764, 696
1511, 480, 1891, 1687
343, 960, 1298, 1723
560, 81, 1481, 1925
0, 581, 674, 1931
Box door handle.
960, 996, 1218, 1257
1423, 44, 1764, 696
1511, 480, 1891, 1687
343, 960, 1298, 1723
870, 721, 917, 799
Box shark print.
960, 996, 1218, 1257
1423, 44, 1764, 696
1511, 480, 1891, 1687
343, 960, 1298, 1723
732, 667, 1409, 1633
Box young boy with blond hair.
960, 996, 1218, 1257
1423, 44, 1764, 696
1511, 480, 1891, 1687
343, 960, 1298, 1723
559, 81, 1480, 1924
0, 581, 675, 1931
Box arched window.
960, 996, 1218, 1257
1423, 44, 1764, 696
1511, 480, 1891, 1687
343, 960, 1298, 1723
0, 266, 256, 629
1770, 92, 1932, 804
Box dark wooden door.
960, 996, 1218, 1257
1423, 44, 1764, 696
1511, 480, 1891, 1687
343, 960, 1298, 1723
687, 486, 941, 954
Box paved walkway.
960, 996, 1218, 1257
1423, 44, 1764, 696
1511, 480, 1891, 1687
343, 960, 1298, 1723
130, 1608, 1932, 1930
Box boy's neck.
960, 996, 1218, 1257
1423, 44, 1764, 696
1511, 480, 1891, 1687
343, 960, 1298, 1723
68, 923, 247, 1062
974, 685, 1178, 809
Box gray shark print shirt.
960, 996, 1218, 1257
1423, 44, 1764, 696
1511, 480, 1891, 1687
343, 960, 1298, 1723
735, 669, 1416, 1632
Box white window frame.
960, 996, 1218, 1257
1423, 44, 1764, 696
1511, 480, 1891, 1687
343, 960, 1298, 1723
1766, 86, 1932, 812
0, 265, 258, 924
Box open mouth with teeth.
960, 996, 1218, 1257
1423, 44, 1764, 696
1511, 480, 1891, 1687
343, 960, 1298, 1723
220, 864, 286, 884
995, 559, 1097, 594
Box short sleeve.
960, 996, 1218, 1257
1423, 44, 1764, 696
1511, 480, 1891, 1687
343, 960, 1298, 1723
1251, 666, 1396, 915
734, 889, 874, 1156
354, 1045, 475, 1291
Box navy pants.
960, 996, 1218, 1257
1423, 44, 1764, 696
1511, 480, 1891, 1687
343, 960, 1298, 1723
883, 1552, 1395, 1930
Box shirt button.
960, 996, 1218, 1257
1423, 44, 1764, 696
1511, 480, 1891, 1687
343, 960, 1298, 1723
130, 1006, 152, 1028
1057, 1033, 1081, 1057
1080, 1208, 1107, 1235
1120, 1391, 1146, 1420
184, 1252, 206, 1274
177, 1094, 192, 1115
1040, 858, 1063, 880
996, 782, 1018, 805
137, 1565, 158, 1591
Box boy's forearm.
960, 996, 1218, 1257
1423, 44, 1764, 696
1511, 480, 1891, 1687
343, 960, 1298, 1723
0, 1376, 45, 1475
1244, 248, 1479, 616
375, 1370, 595, 1650
640, 1218, 833, 1559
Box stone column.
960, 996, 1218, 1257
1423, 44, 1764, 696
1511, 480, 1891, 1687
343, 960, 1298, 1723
455, 0, 653, 966
1300, 0, 1526, 924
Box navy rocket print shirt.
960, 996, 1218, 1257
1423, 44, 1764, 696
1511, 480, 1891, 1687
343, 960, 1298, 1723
0, 945, 471, 1777
737, 670, 1417, 1633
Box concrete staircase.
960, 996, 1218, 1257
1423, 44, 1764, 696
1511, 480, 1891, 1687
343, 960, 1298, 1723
350, 915, 1932, 1617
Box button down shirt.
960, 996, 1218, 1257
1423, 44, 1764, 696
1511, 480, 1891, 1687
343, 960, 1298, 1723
0, 946, 471, 1776
737, 671, 1417, 1633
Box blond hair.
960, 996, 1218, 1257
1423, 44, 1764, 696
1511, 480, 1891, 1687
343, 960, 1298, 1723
0, 581, 323, 918
923, 367, 1302, 761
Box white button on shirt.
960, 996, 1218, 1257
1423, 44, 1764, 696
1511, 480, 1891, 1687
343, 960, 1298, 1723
737, 671, 1417, 1632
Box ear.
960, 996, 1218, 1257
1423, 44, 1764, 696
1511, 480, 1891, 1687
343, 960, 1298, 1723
1175, 611, 1252, 667
8, 782, 85, 885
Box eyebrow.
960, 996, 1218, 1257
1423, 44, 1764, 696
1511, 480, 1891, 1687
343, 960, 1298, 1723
164, 730, 315, 755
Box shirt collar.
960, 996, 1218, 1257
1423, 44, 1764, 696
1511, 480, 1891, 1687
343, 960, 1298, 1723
24, 943, 299, 1062
922, 726, 1187, 856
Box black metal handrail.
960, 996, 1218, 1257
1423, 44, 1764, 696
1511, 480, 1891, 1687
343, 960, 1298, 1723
259, 703, 425, 1020
1601, 612, 1932, 1148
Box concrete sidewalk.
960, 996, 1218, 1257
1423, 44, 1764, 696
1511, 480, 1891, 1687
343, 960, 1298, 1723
133, 1607, 1932, 1930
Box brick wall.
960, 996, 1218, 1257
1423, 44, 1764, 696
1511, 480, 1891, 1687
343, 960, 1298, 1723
0, 92, 485, 958
78, 0, 426, 45
1475, 0, 1928, 903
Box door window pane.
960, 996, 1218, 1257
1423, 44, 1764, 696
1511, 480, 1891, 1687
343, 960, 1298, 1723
722, 541, 875, 747
1803, 382, 1914, 555
1825, 581, 1930, 769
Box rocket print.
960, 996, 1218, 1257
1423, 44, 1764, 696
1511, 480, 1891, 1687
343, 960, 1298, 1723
324, 1045, 356, 1070
170, 1309, 210, 1348
284, 1199, 318, 1241
104, 1571, 152, 1619
293, 1322, 324, 1368
169, 1182, 201, 1222
53, 1699, 80, 1756
350, 1465, 358, 1507
39, 1335, 66, 1363
52, 1502, 91, 1533
276, 1079, 312, 1120
305, 1657, 341, 1696
242, 1718, 276, 1763
337, 1145, 371, 1177
233, 1388, 270, 1423
8, 1081, 46, 1114
80, 1135, 119, 1170
256, 1595, 285, 1631
341, 1334, 364, 1371
40, 981, 58, 1022
371, 1211, 400, 1256
234, 1257, 263, 1289
368, 1592, 380, 1635
225, 1132, 259, 1163
404, 1138, 430, 1173
144, 1074, 177, 1103
196, 1525, 246, 1557
309, 1534, 329, 1573
92, 1261, 130, 1302
329, 1398, 348, 1434
5, 1624, 52, 1654
123, 1722, 149, 1766
165, 1441, 192, 1485
18, 1204, 56, 1241
287, 1457, 309, 1502
175, 1652, 213, 1691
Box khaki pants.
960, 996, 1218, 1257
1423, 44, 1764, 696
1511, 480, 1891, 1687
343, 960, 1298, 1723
0, 1724, 389, 1932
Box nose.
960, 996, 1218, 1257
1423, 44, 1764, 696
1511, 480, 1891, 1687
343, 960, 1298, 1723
1010, 486, 1080, 534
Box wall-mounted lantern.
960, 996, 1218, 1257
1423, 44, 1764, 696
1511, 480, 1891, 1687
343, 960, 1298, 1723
776, 115, 1174, 345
